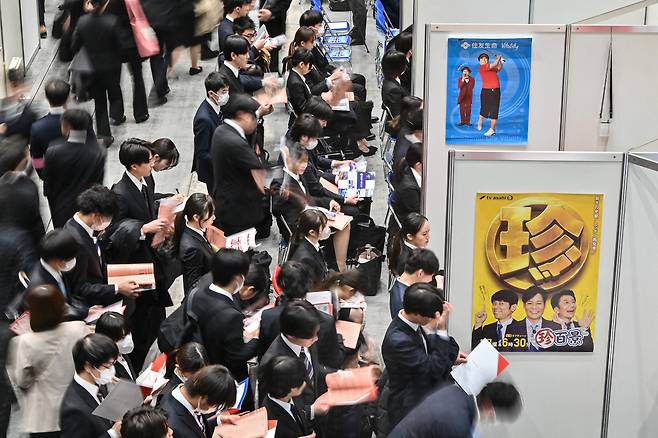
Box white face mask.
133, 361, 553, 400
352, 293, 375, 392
91, 218, 112, 232
117, 334, 134, 355
61, 258, 77, 272
92, 365, 116, 386
319, 225, 331, 241
196, 399, 218, 415
234, 274, 245, 295
217, 92, 230, 107
304, 139, 318, 150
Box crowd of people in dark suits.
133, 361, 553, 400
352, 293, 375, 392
0, 1, 524, 437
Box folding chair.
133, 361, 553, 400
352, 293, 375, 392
274, 213, 293, 265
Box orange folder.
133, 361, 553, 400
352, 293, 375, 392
315, 366, 380, 407
335, 320, 361, 349
107, 263, 156, 290
213, 407, 268, 438
206, 225, 226, 251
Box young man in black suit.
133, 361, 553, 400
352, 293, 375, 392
219, 35, 249, 95
43, 109, 106, 228
28, 229, 80, 304
506, 286, 562, 352
120, 406, 172, 438
161, 365, 237, 438
389, 248, 439, 319
64, 185, 140, 307
389, 382, 522, 437
192, 73, 228, 192
258, 0, 293, 71
472, 289, 523, 351
218, 0, 252, 55
191, 248, 258, 407
382, 283, 464, 429
29, 79, 69, 178
107, 139, 170, 370
60, 333, 121, 438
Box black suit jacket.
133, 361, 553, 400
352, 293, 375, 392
388, 384, 476, 438
72, 13, 122, 72
28, 262, 72, 299
43, 138, 106, 228
471, 319, 524, 352
262, 0, 293, 37
0, 225, 37, 312
162, 393, 210, 438
191, 278, 259, 381
192, 99, 222, 189
63, 217, 119, 307
29, 113, 63, 176
391, 168, 420, 223
218, 63, 245, 95
217, 18, 234, 54
258, 302, 345, 370
0, 172, 45, 246
263, 395, 312, 438
288, 238, 328, 284
312, 45, 335, 78
286, 69, 312, 116
178, 226, 214, 294
506, 317, 562, 352
382, 316, 460, 428
381, 79, 410, 118
115, 356, 136, 381
60, 380, 113, 438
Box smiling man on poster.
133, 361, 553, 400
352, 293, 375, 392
477, 53, 503, 137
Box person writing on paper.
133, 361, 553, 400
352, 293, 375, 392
389, 382, 522, 438
64, 185, 141, 306
261, 356, 318, 438
391, 143, 422, 225
477, 53, 503, 137
121, 406, 173, 438
8, 285, 87, 438
95, 312, 136, 381
157, 342, 209, 406
313, 270, 367, 325
382, 283, 463, 429
173, 194, 216, 295
389, 249, 440, 319
506, 287, 561, 352
259, 261, 346, 370
161, 365, 238, 438
550, 289, 594, 352
387, 213, 430, 276
472, 290, 523, 352
60, 333, 122, 438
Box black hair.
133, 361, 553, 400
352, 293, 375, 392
211, 248, 250, 287
290, 114, 322, 142
76, 184, 118, 217
183, 365, 237, 407
521, 286, 546, 304
222, 92, 260, 119
381, 51, 407, 80
288, 209, 327, 262
95, 311, 129, 342
39, 229, 78, 262
299, 9, 323, 27
394, 32, 413, 54
491, 290, 519, 307
280, 300, 320, 339
173, 193, 215, 253
277, 260, 314, 301
119, 138, 152, 169
304, 96, 334, 122
288, 27, 316, 59
72, 333, 119, 373
551, 289, 576, 309
149, 138, 179, 169
478, 382, 523, 422
461, 66, 472, 73
61, 108, 90, 131
260, 356, 306, 398
312, 269, 368, 295
403, 283, 444, 318
403, 248, 439, 276
121, 407, 169, 438
224, 0, 251, 13
244, 263, 270, 298
224, 34, 250, 61
387, 95, 422, 134
478, 53, 489, 61
408, 107, 423, 131
283, 142, 308, 170
205, 72, 229, 93
290, 48, 315, 68
233, 15, 256, 35
388, 212, 429, 274
165, 342, 208, 378
44, 79, 70, 107
394, 141, 422, 185
26, 285, 66, 332
0, 135, 28, 176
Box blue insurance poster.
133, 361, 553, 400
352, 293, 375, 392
445, 37, 532, 145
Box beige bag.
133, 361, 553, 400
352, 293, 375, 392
195, 0, 222, 36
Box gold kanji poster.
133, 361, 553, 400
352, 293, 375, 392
471, 193, 602, 353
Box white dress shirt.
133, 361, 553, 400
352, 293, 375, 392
411, 168, 422, 188
185, 222, 207, 239
304, 237, 320, 252
224, 119, 247, 140
172, 386, 205, 431
73, 374, 120, 438
209, 283, 234, 301
284, 167, 306, 194
268, 395, 297, 421
206, 97, 221, 115
68, 130, 87, 144
223, 60, 240, 78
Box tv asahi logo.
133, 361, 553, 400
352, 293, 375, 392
480, 194, 514, 201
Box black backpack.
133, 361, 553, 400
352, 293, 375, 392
157, 285, 204, 354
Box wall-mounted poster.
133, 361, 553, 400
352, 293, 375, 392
471, 193, 603, 353
445, 37, 532, 145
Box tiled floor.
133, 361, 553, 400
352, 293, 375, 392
7, 1, 393, 435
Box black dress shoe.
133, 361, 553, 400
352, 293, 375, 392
135, 114, 150, 123
99, 136, 114, 148
189, 66, 203, 76
111, 115, 126, 126
362, 146, 378, 157
365, 133, 376, 141
201, 49, 219, 60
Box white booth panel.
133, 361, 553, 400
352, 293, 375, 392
532, 0, 646, 23
412, 0, 530, 97
444, 151, 624, 438
646, 4, 658, 23
20, 0, 40, 66
423, 24, 565, 261
401, 0, 413, 30
1, 1, 25, 68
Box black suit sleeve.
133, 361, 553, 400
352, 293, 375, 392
61, 406, 111, 438
215, 310, 259, 374
286, 80, 309, 115
180, 246, 209, 292
318, 315, 347, 369
194, 116, 214, 165
388, 332, 459, 384
265, 0, 293, 20
395, 185, 420, 215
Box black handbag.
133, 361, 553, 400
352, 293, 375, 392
348, 214, 386, 260
329, 0, 351, 12
356, 245, 384, 296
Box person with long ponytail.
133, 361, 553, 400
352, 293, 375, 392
173, 193, 216, 294
388, 213, 431, 277
391, 141, 423, 223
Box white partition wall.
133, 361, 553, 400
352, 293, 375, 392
411, 0, 531, 97
423, 24, 566, 260
400, 0, 413, 30
532, 0, 647, 24
605, 153, 658, 438
443, 150, 624, 437
20, 0, 40, 66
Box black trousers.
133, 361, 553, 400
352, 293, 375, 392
91, 69, 124, 137
150, 29, 172, 98
38, 0, 45, 26
347, 0, 367, 43
124, 51, 149, 120
128, 301, 165, 371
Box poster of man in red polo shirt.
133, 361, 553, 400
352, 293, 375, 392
445, 38, 532, 145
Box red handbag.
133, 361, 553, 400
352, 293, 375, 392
124, 0, 160, 58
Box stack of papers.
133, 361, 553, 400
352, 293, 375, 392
85, 301, 126, 324
107, 263, 156, 291
214, 407, 268, 438
315, 366, 380, 406
306, 291, 333, 315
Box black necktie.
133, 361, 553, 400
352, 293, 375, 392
300, 347, 314, 381
141, 185, 152, 217
290, 404, 305, 431
194, 412, 206, 434
97, 385, 108, 404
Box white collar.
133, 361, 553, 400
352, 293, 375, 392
223, 60, 240, 78
74, 373, 101, 403
224, 119, 247, 140
205, 97, 222, 115
292, 68, 306, 80
396, 276, 412, 287
526, 318, 542, 329
49, 106, 65, 115
116, 355, 133, 379
226, 15, 235, 22
411, 168, 422, 188
185, 222, 206, 238
68, 130, 87, 144
404, 133, 421, 144
305, 237, 320, 252
398, 310, 420, 332
209, 283, 235, 301
280, 334, 302, 356
172, 386, 197, 418
40, 259, 63, 283
403, 241, 417, 250
74, 212, 95, 240
283, 167, 304, 192
268, 395, 296, 420
497, 318, 514, 327
126, 171, 147, 192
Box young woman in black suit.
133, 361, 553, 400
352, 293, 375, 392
287, 209, 332, 283
387, 213, 431, 278
391, 142, 423, 224
95, 311, 136, 381
173, 194, 216, 295
381, 50, 411, 118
